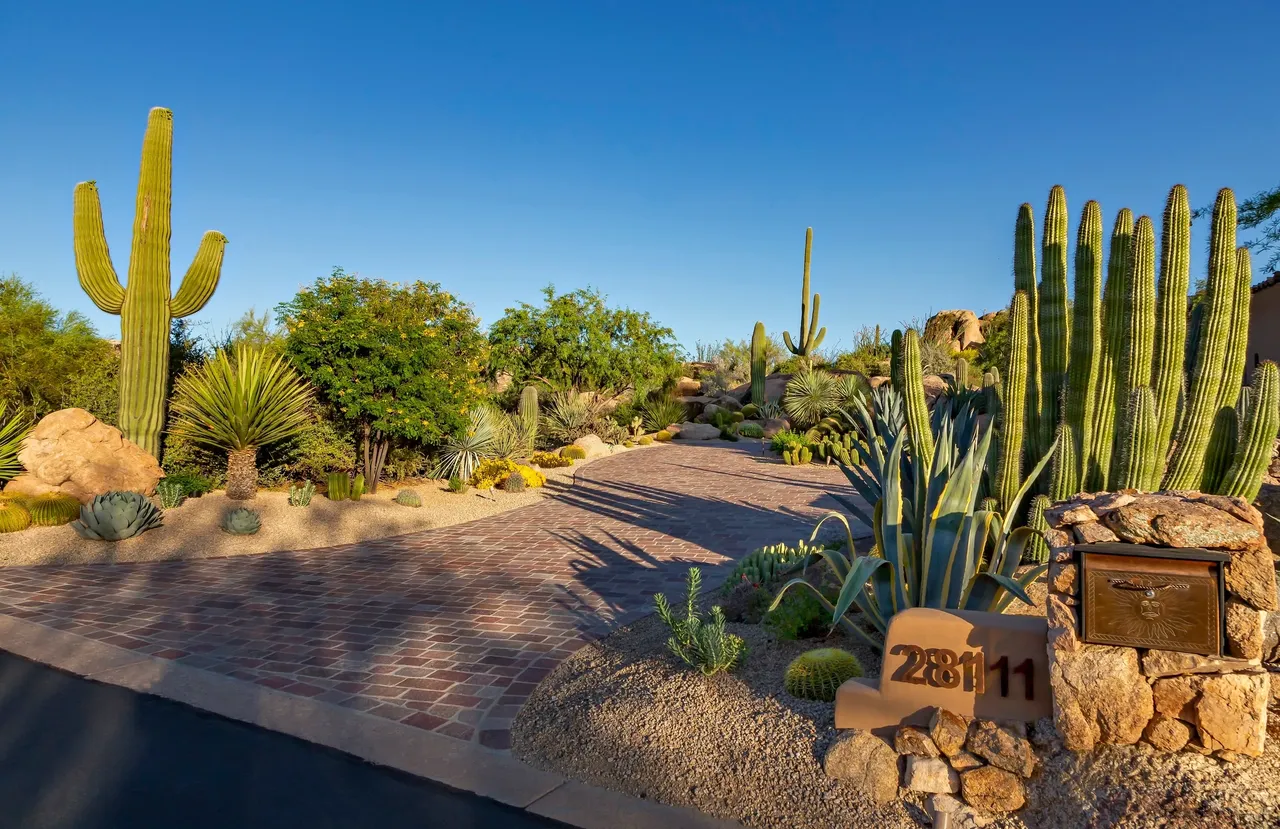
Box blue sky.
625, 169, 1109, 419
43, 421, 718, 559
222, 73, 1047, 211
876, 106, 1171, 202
2, 1, 1277, 355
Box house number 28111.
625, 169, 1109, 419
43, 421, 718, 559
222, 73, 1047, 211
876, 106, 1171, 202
888, 644, 1035, 700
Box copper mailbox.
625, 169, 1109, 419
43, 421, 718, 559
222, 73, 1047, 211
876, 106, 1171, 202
1077, 543, 1228, 656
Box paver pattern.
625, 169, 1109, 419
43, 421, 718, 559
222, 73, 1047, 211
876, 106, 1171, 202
0, 443, 864, 750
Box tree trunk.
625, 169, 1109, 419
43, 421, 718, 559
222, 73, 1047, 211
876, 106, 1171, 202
225, 447, 259, 500
360, 423, 389, 492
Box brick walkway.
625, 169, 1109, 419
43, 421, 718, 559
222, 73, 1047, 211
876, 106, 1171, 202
0, 443, 864, 750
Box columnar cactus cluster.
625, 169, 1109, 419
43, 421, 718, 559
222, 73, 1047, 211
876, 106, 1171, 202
74, 107, 226, 460
992, 184, 1271, 502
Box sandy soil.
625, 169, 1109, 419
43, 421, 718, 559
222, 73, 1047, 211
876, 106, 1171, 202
515, 606, 1280, 829
0, 443, 663, 567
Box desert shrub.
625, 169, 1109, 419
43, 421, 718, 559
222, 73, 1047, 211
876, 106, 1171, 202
653, 567, 745, 676
561, 444, 588, 460
764, 589, 831, 640
542, 391, 612, 444
433, 407, 497, 482
447, 475, 466, 493
281, 412, 357, 482
489, 407, 537, 460
382, 445, 428, 483
0, 410, 31, 484
768, 429, 810, 454
637, 395, 688, 432
738, 422, 764, 439
469, 458, 545, 490
162, 471, 215, 498
530, 451, 573, 468
719, 580, 773, 624
918, 339, 956, 376
757, 398, 785, 420
782, 369, 840, 429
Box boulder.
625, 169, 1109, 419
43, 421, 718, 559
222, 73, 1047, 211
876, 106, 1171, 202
903, 756, 958, 794
673, 376, 702, 397
1101, 493, 1261, 550
1225, 539, 1280, 612
1049, 644, 1153, 751
960, 766, 1025, 814
4, 408, 162, 503
571, 434, 610, 459
1195, 673, 1270, 757
894, 726, 939, 757
1263, 610, 1280, 664
965, 720, 1035, 778
1254, 482, 1280, 554
822, 731, 900, 805
700, 404, 727, 422
922, 375, 948, 405
675, 395, 715, 408
673, 423, 721, 441
761, 418, 790, 439
1225, 599, 1265, 660
947, 751, 984, 772
1048, 561, 1079, 595
714, 395, 742, 412
1144, 714, 1193, 752
928, 708, 968, 757
1072, 522, 1119, 544
924, 309, 986, 352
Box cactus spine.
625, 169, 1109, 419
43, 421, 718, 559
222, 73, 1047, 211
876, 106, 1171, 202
1163, 190, 1238, 490
1038, 186, 1070, 453
1013, 204, 1044, 460
782, 227, 825, 361
901, 329, 934, 464
1151, 185, 1191, 469
1086, 209, 1134, 490
750, 321, 767, 405
74, 107, 226, 460
996, 291, 1030, 511
1063, 200, 1102, 494
1220, 362, 1280, 501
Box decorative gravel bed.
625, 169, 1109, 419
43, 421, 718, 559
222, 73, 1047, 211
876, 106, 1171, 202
513, 608, 1280, 829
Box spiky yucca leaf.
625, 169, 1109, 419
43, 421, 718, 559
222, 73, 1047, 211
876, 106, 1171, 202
783, 369, 840, 428
0, 410, 31, 483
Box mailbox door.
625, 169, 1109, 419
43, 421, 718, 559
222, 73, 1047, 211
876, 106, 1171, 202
1080, 553, 1222, 656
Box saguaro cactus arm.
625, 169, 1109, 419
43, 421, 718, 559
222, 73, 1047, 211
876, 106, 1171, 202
782, 227, 826, 357
171, 231, 228, 318
750, 321, 767, 405
72, 182, 125, 313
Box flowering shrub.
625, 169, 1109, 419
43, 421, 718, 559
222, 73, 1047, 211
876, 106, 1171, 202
530, 451, 573, 468
469, 458, 546, 490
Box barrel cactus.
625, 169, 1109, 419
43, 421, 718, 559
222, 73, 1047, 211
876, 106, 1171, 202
221, 508, 260, 536
502, 472, 527, 493
0, 500, 31, 534
784, 648, 864, 702
394, 489, 422, 507
72, 491, 163, 541
26, 493, 82, 527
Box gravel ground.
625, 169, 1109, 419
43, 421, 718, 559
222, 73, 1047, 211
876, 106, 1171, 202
0, 445, 660, 567
514, 608, 1280, 829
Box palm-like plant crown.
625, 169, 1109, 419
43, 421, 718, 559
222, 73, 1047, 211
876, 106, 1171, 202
169, 345, 313, 451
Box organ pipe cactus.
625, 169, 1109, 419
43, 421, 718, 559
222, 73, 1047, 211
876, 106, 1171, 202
1022, 495, 1052, 565
1037, 186, 1070, 453
1116, 387, 1160, 491
782, 228, 825, 361
1013, 204, 1044, 459
1089, 208, 1134, 491
1151, 185, 1191, 466
995, 291, 1030, 511
74, 107, 226, 460
1049, 421, 1077, 502
889, 329, 904, 390
1110, 216, 1156, 483
1063, 200, 1103, 494
900, 330, 934, 464
1220, 361, 1280, 501
750, 321, 767, 405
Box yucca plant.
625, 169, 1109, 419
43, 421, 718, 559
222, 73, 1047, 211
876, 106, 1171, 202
0, 410, 31, 484
782, 368, 840, 429
489, 408, 537, 460
432, 407, 497, 482
770, 423, 1053, 650
638, 395, 688, 432
542, 390, 610, 444
169, 345, 314, 500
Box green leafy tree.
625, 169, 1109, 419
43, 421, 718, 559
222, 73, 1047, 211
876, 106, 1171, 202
0, 274, 120, 423
277, 268, 488, 490
488, 286, 681, 394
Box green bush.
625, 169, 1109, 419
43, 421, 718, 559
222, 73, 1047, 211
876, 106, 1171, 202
654, 567, 745, 676
769, 429, 810, 454
738, 422, 764, 439
764, 588, 831, 640
162, 471, 215, 498
447, 475, 467, 493
530, 451, 573, 468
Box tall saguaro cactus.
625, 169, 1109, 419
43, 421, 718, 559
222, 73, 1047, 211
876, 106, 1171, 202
1037, 186, 1070, 452
74, 107, 226, 459
750, 321, 767, 405
1063, 200, 1103, 494
1163, 189, 1238, 490
782, 227, 826, 361
1151, 185, 1191, 467
901, 329, 934, 464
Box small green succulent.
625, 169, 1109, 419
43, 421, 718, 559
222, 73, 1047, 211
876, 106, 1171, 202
394, 489, 423, 507
288, 480, 315, 507
221, 507, 261, 535
156, 480, 186, 509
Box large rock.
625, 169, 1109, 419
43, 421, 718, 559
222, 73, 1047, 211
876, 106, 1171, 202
1144, 715, 1193, 752
1225, 539, 1280, 612
761, 418, 790, 439
965, 720, 1035, 777
922, 375, 948, 405
894, 726, 939, 757
903, 756, 958, 794
1142, 650, 1261, 678
924, 309, 986, 353
673, 422, 721, 441
571, 434, 610, 459
4, 408, 162, 503
713, 395, 742, 412
1195, 673, 1270, 757
822, 731, 900, 805
1254, 482, 1280, 555
1153, 676, 1203, 721
1264, 610, 1280, 664
959, 766, 1025, 813
1225, 600, 1265, 660
928, 708, 968, 757
1049, 644, 1153, 751
1101, 493, 1261, 550
673, 376, 702, 397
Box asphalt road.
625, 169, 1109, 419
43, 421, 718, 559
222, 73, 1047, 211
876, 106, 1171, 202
0, 651, 568, 829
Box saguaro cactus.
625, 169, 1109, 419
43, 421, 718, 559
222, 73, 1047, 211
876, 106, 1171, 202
1163, 189, 1238, 490
782, 227, 826, 361
890, 329, 904, 390
519, 385, 539, 425
996, 291, 1030, 511
750, 321, 767, 405
1063, 200, 1102, 494
901, 329, 934, 463
74, 107, 226, 459
1151, 185, 1191, 469
1087, 208, 1134, 490
1038, 186, 1070, 452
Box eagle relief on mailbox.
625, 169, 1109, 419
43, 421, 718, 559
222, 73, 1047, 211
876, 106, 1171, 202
835, 607, 1052, 736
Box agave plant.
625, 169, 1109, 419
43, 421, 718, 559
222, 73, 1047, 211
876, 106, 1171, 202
770, 423, 1054, 650
488, 408, 537, 460
782, 368, 840, 429
72, 491, 164, 541
432, 407, 497, 482
542, 390, 610, 444
638, 395, 688, 432
169, 345, 314, 500
0, 409, 31, 484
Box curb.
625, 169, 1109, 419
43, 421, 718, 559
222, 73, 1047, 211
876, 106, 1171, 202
0, 614, 739, 829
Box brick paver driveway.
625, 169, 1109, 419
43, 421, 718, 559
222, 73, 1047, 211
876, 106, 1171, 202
0, 443, 865, 750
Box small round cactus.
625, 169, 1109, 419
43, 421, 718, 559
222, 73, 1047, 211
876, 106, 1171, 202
0, 500, 32, 534
561, 445, 588, 460
394, 489, 423, 508
502, 473, 527, 493
655, 430, 672, 441
221, 507, 261, 536
26, 493, 82, 527
784, 648, 864, 702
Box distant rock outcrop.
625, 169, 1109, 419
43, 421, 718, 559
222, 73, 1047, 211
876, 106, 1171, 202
924, 310, 985, 352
